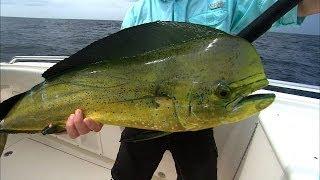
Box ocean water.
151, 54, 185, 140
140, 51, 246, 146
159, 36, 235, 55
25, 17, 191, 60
1, 16, 319, 86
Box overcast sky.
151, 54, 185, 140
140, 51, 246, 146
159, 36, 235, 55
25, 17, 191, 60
1, 0, 319, 35
1, 0, 135, 20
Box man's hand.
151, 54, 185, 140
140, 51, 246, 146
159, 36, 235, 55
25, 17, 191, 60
298, 0, 320, 17
66, 109, 103, 139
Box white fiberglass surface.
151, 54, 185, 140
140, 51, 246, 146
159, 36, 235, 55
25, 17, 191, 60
1, 138, 111, 180
259, 90, 319, 179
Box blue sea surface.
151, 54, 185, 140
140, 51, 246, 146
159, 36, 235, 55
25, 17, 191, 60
1, 16, 319, 86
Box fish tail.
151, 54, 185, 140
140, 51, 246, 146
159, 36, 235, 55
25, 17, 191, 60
0, 92, 27, 120
0, 92, 27, 156
0, 131, 8, 156
0, 116, 8, 156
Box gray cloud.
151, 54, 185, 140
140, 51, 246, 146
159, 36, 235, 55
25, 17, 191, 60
1, 0, 133, 20
1, 0, 20, 5
24, 2, 49, 7
2, 0, 49, 6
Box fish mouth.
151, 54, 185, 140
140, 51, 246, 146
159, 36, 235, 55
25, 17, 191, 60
237, 93, 275, 109
228, 76, 275, 110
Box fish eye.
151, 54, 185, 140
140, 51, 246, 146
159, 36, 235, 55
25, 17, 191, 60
219, 90, 229, 97
216, 83, 231, 99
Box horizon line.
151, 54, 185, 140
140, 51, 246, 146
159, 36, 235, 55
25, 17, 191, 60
0, 15, 122, 21
1, 15, 319, 36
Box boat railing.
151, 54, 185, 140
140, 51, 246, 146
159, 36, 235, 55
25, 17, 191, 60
266, 79, 319, 99
8, 56, 68, 64
269, 79, 319, 93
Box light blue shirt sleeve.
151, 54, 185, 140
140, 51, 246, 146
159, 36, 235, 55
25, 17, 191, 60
121, 0, 304, 34
230, 0, 303, 34
121, 5, 137, 29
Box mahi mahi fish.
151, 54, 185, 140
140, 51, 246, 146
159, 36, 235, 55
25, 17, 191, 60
0, 21, 275, 155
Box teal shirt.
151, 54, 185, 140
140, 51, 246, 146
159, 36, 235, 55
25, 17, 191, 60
121, 0, 302, 34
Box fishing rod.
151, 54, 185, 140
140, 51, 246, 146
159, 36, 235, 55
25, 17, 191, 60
238, 0, 303, 42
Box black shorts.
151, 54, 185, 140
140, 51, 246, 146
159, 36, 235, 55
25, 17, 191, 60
111, 128, 218, 180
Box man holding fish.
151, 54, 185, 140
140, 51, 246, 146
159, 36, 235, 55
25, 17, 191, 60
0, 0, 317, 180
63, 0, 319, 180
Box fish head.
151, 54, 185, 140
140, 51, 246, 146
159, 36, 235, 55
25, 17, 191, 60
189, 76, 275, 124
187, 36, 275, 125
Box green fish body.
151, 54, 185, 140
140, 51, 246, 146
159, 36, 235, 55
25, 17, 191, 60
0, 22, 275, 154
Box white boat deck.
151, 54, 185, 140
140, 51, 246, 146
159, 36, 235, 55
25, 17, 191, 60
237, 91, 319, 180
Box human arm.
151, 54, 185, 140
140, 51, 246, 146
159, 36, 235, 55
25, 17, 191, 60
231, 0, 318, 34
298, 0, 320, 17
65, 109, 103, 139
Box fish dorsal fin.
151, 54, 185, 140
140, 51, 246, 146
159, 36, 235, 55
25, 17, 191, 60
42, 21, 225, 79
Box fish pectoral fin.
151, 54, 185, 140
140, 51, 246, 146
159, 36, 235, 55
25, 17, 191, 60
121, 130, 171, 142
41, 123, 65, 135
154, 96, 173, 108
154, 87, 177, 108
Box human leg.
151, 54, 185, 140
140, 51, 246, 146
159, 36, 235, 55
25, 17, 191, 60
111, 128, 168, 180
169, 129, 218, 180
